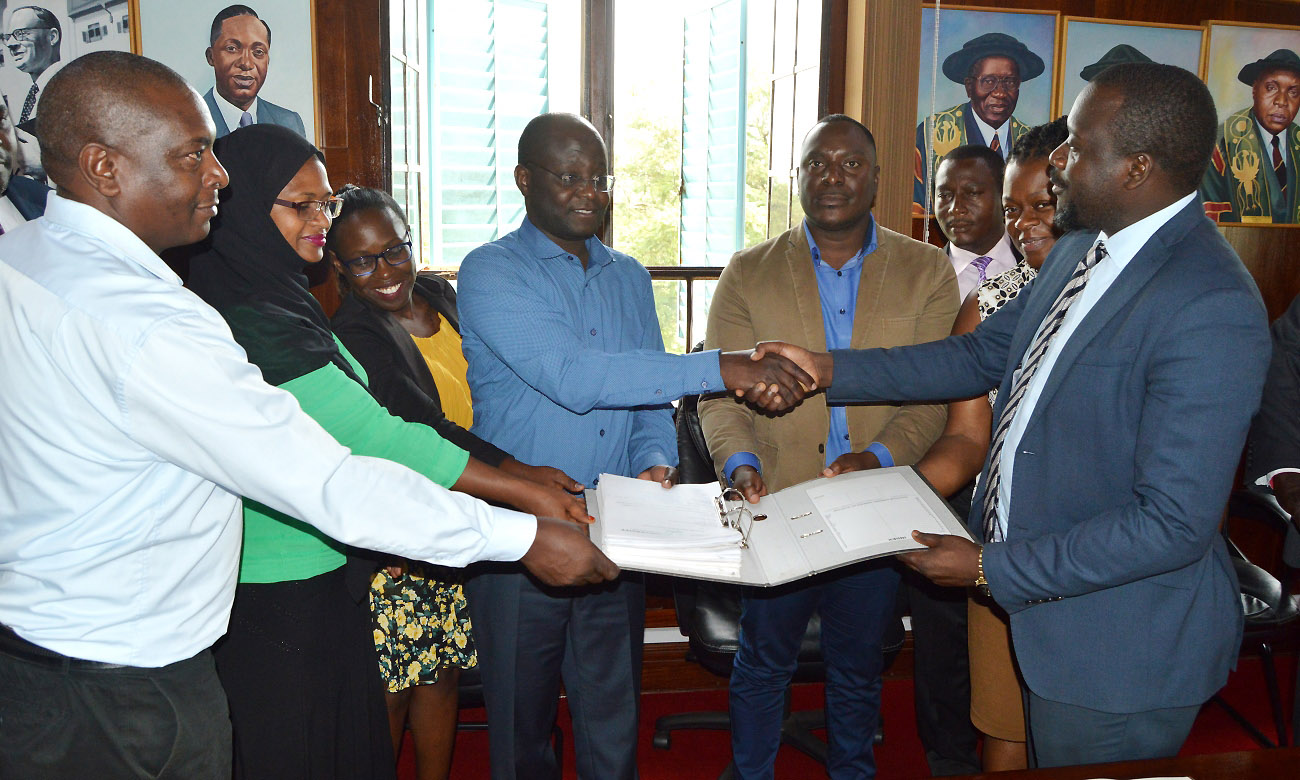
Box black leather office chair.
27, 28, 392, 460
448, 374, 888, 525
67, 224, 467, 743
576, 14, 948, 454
651, 374, 905, 777
1211, 486, 1300, 748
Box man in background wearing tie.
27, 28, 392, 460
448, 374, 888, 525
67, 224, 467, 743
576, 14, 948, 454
935, 145, 1017, 301
5, 5, 62, 182
914, 32, 1041, 214
761, 62, 1270, 767
203, 4, 305, 139
1201, 49, 1300, 224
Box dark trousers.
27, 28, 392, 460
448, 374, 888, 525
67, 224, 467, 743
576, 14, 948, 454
466, 567, 645, 780
729, 561, 899, 780
0, 625, 231, 780
1025, 690, 1201, 767
897, 570, 981, 775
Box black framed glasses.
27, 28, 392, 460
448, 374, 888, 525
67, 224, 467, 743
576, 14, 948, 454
341, 234, 413, 277
273, 197, 344, 220
2, 28, 53, 44
526, 163, 615, 193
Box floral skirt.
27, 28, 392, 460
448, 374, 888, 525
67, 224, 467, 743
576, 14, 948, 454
369, 563, 476, 693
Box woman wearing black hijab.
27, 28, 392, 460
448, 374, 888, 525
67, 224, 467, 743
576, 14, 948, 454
187, 125, 587, 779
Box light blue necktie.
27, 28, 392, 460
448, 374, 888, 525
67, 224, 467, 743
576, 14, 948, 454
238, 111, 254, 128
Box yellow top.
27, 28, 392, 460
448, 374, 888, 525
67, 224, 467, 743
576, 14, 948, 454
412, 313, 474, 429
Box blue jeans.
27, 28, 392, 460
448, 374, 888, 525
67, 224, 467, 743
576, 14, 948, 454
729, 562, 900, 780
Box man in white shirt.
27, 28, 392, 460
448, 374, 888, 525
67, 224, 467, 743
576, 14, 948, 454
202, 4, 306, 138
0, 51, 615, 780
759, 63, 1271, 768
935, 144, 1019, 300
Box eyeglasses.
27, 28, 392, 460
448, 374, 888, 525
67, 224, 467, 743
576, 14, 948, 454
526, 163, 615, 193
273, 196, 344, 220
2, 28, 53, 43
341, 234, 413, 277
972, 75, 1019, 93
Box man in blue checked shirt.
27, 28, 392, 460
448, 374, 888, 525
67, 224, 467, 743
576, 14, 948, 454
456, 112, 815, 780
699, 115, 960, 779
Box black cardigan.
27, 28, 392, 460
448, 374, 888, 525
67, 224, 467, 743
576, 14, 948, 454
330, 272, 509, 466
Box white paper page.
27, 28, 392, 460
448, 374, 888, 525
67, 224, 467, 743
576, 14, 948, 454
806, 472, 949, 552
596, 474, 739, 546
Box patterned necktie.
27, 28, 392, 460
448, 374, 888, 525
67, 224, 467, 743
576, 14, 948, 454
971, 255, 994, 285
989, 133, 1001, 156
980, 241, 1108, 542
239, 111, 254, 128
18, 82, 38, 125
1273, 135, 1287, 201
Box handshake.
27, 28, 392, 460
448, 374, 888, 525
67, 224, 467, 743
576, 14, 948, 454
718, 342, 833, 412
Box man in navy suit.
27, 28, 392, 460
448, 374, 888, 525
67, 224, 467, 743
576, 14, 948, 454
761, 62, 1271, 767
203, 5, 305, 139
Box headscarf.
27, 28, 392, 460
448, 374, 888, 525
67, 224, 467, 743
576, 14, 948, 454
188, 124, 357, 386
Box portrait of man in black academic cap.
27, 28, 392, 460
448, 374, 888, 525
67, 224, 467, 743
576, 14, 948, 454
914, 31, 1046, 214
1202, 48, 1300, 224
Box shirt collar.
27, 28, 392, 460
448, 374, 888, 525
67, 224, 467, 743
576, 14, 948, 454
1095, 191, 1197, 270
519, 216, 613, 270
43, 191, 181, 284
947, 232, 1014, 266
1255, 116, 1285, 150
212, 88, 258, 131
970, 109, 1006, 150
803, 216, 877, 270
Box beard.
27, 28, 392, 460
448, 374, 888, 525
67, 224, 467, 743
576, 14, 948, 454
1053, 197, 1083, 233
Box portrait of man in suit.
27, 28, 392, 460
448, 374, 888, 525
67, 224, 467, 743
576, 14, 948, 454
1202, 49, 1300, 224
914, 32, 1045, 214
203, 4, 305, 139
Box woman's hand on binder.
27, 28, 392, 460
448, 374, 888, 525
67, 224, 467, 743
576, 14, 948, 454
522, 516, 621, 586
730, 465, 768, 504
637, 465, 679, 489
897, 531, 980, 587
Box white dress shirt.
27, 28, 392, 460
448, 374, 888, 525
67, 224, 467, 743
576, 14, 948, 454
948, 233, 1018, 300
971, 111, 1009, 160
0, 194, 536, 667
995, 192, 1199, 539
212, 87, 258, 129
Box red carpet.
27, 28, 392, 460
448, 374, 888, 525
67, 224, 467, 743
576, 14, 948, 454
398, 653, 1294, 778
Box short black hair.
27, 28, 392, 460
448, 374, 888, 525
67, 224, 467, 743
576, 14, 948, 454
12, 6, 60, 34
38, 51, 191, 182
1090, 62, 1216, 192
517, 112, 605, 167
810, 113, 876, 153
1008, 116, 1067, 164
209, 5, 270, 46
940, 144, 1005, 187
325, 184, 408, 257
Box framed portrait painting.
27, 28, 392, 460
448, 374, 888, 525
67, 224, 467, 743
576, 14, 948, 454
1057, 18, 1204, 116
913, 5, 1059, 216
137, 0, 317, 144
0, 0, 137, 179
1200, 20, 1300, 226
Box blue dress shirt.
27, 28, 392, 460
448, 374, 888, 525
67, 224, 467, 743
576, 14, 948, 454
723, 218, 892, 480
457, 218, 726, 486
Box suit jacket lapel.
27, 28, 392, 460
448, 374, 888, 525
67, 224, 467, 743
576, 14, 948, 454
784, 227, 830, 352
1019, 200, 1201, 427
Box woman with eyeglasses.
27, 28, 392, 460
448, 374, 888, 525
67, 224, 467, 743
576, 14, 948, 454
327, 185, 592, 780
186, 125, 588, 780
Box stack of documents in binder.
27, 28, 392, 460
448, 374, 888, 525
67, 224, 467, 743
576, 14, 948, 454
593, 474, 743, 578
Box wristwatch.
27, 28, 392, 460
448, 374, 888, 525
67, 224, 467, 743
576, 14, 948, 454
974, 545, 991, 598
